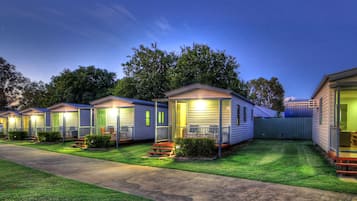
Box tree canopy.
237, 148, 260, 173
248, 77, 285, 111
46, 66, 116, 105
120, 43, 245, 100
0, 57, 27, 110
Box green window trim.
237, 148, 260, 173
237, 105, 241, 125
145, 110, 151, 127
158, 111, 165, 124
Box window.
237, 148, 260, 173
145, 110, 151, 126
158, 111, 165, 124
237, 105, 240, 125
251, 109, 254, 121
243, 106, 247, 122
319, 97, 323, 125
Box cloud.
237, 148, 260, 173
155, 17, 172, 32
112, 4, 137, 22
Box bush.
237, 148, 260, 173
9, 131, 28, 140
38, 132, 61, 142
175, 138, 216, 157
85, 135, 111, 148
0, 132, 4, 138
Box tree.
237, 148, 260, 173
248, 77, 285, 111
111, 77, 137, 98
122, 43, 176, 100
0, 57, 27, 110
19, 81, 48, 109
172, 44, 240, 91
46, 66, 116, 105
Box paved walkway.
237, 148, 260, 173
0, 144, 356, 201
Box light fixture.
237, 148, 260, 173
194, 100, 207, 111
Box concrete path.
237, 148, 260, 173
0, 144, 356, 201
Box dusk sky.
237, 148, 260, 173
1, 0, 357, 99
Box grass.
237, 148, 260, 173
0, 158, 150, 201
2, 139, 357, 194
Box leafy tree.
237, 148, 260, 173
122, 43, 176, 100
46, 66, 116, 105
111, 77, 137, 98
172, 44, 240, 91
0, 57, 27, 110
19, 81, 48, 109
248, 77, 285, 111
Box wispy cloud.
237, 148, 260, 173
155, 17, 172, 32
112, 4, 137, 22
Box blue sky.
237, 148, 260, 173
1, 0, 357, 99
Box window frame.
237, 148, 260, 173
237, 104, 241, 125
145, 110, 151, 127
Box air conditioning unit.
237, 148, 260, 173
308, 99, 317, 109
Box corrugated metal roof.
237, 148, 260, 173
164, 83, 254, 105
90, 96, 167, 107
312, 67, 357, 98
48, 103, 92, 110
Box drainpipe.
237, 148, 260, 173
218, 99, 223, 158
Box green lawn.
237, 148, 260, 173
0, 159, 150, 201
1, 139, 357, 194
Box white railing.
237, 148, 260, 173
184, 126, 230, 144
330, 126, 339, 154
156, 126, 171, 142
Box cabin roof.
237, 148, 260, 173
0, 110, 21, 117
20, 107, 49, 114
48, 103, 92, 111
164, 83, 254, 105
90, 96, 167, 108
312, 67, 357, 98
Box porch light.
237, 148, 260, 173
63, 112, 70, 119
109, 108, 118, 117
9, 117, 15, 123
194, 100, 207, 111
31, 115, 37, 121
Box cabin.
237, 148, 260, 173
154, 84, 254, 146
48, 103, 93, 138
0, 111, 22, 133
0, 113, 7, 134
90, 96, 168, 142
20, 108, 50, 137
312, 67, 357, 175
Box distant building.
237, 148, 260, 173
284, 99, 313, 117
253, 105, 282, 118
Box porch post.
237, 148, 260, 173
77, 109, 81, 139
218, 98, 223, 158
116, 108, 120, 149
336, 87, 341, 158
155, 101, 158, 143
29, 117, 32, 137
62, 113, 66, 143
90, 108, 93, 135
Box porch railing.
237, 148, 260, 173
184, 126, 230, 144
330, 126, 339, 154
156, 126, 171, 142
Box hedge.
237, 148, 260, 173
85, 135, 111, 148
38, 132, 61, 142
8, 131, 28, 140
175, 138, 216, 157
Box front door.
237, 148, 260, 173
175, 102, 187, 138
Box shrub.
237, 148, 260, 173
0, 132, 4, 138
175, 138, 216, 157
85, 135, 111, 148
8, 131, 28, 140
38, 132, 61, 142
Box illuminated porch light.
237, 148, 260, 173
63, 112, 70, 118
31, 115, 37, 121
9, 117, 15, 123
194, 100, 207, 111
109, 108, 118, 117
